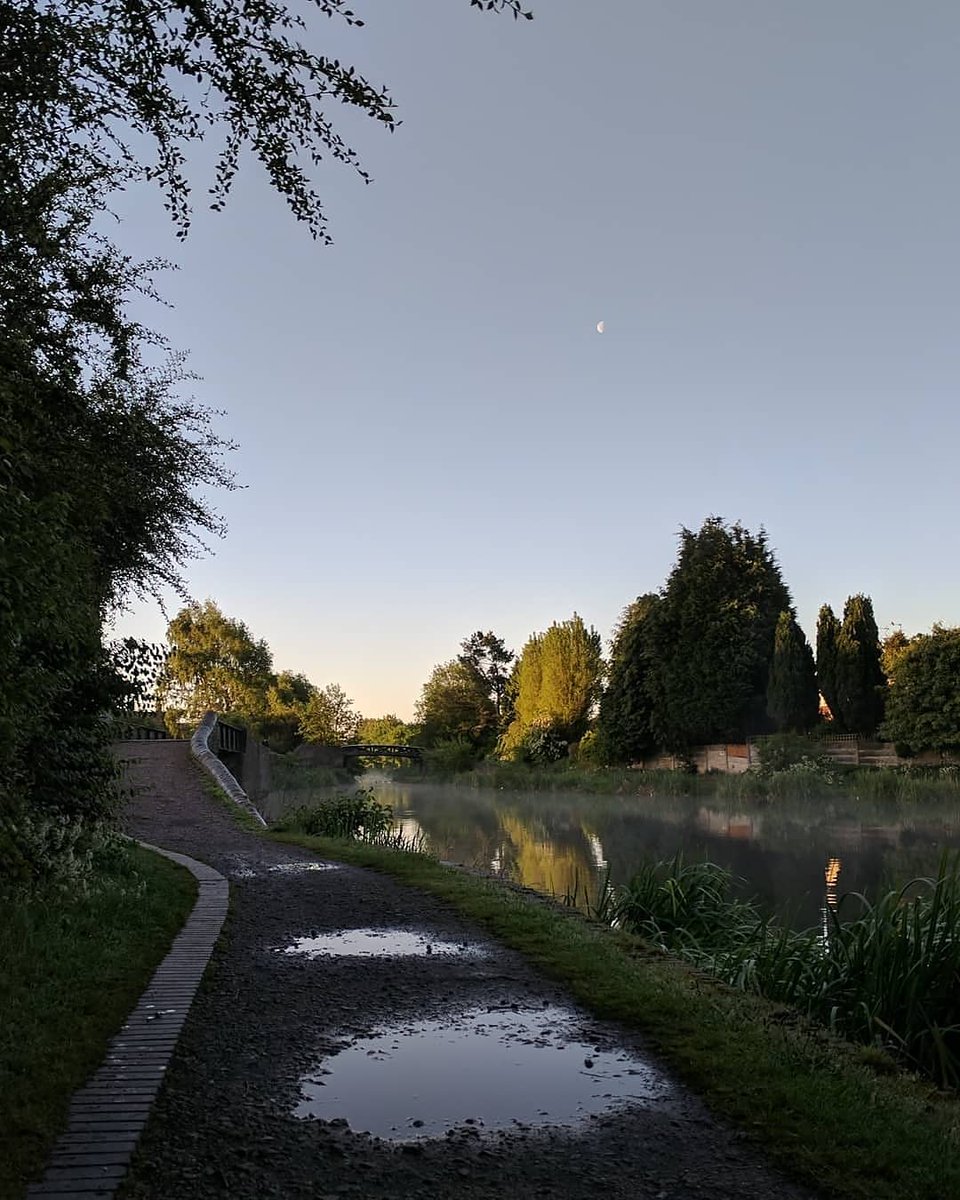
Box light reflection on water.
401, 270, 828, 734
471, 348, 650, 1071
263, 782, 960, 928
294, 1004, 666, 1139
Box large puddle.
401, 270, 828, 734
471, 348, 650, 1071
295, 1005, 666, 1139
282, 929, 485, 959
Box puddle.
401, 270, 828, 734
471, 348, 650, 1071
268, 861, 339, 874
281, 929, 484, 959
294, 1005, 665, 1139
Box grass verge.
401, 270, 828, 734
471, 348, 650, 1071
0, 843, 196, 1200
271, 831, 960, 1200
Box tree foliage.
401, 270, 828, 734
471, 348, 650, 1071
816, 595, 888, 736
458, 631, 514, 721
765, 611, 819, 733
257, 670, 318, 752
1, 0, 530, 884
159, 600, 274, 725
833, 595, 886, 736
356, 714, 414, 746
644, 519, 792, 750
596, 594, 659, 764
502, 614, 603, 754
415, 660, 496, 748
816, 605, 842, 727
880, 626, 960, 755
299, 683, 360, 746
3, 0, 530, 240
107, 639, 170, 713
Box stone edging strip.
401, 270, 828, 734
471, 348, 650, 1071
191, 711, 267, 828
26, 844, 229, 1199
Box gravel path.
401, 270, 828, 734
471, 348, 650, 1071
118, 741, 819, 1200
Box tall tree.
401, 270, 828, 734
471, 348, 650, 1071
596, 595, 659, 763
503, 615, 603, 751
458, 631, 514, 721
645, 519, 792, 750
415, 660, 497, 748
159, 600, 273, 723
816, 604, 842, 727
880, 626, 960, 755
299, 683, 360, 746
834, 594, 886, 736
766, 611, 819, 733
258, 671, 318, 752
881, 627, 914, 678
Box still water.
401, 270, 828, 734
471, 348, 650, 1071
359, 781, 960, 929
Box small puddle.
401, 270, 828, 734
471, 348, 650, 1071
295, 1005, 665, 1139
268, 861, 339, 874
281, 929, 484, 959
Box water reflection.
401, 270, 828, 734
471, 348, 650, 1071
370, 784, 960, 928
280, 930, 485, 959
294, 1005, 666, 1139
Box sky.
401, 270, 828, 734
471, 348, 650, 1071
110, 0, 960, 720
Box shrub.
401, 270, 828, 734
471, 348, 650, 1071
272, 789, 393, 841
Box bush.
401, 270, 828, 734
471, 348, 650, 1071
427, 736, 481, 774
272, 788, 393, 841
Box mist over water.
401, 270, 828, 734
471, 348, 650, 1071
371, 782, 960, 929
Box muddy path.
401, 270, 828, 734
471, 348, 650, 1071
119, 742, 818, 1200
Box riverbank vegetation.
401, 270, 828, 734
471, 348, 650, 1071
270, 828, 960, 1200
0, 844, 195, 1198
611, 853, 960, 1089
391, 744, 960, 804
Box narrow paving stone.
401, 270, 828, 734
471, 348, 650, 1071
25, 812, 227, 1200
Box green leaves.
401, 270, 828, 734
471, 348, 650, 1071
645, 518, 792, 749
881, 627, 960, 755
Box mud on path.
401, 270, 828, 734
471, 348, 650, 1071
119, 742, 818, 1200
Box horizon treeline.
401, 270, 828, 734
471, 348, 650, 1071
129, 517, 960, 768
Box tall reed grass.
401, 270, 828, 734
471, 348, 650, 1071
613, 853, 960, 1088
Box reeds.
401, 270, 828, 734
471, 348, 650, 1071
612, 852, 960, 1088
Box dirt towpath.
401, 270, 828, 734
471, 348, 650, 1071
119, 741, 818, 1200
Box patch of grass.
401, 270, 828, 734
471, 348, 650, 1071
0, 842, 196, 1200
270, 830, 960, 1200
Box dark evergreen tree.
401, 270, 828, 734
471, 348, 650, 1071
644, 518, 792, 750
816, 604, 842, 728
835, 594, 887, 736
596, 594, 659, 763
766, 611, 819, 732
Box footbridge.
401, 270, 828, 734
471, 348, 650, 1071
341, 743, 424, 766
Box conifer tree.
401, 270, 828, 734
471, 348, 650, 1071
816, 604, 842, 728
835, 594, 887, 736
644, 518, 792, 749
596, 594, 659, 763
766, 611, 819, 732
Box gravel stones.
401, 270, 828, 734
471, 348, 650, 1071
116, 742, 817, 1200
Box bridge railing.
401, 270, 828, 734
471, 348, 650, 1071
341, 744, 423, 763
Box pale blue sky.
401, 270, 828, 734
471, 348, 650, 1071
111, 1, 960, 720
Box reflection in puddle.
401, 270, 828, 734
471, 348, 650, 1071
282, 929, 484, 959
295, 1005, 665, 1139
268, 861, 339, 874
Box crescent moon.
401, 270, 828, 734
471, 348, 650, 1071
596, 321, 605, 334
